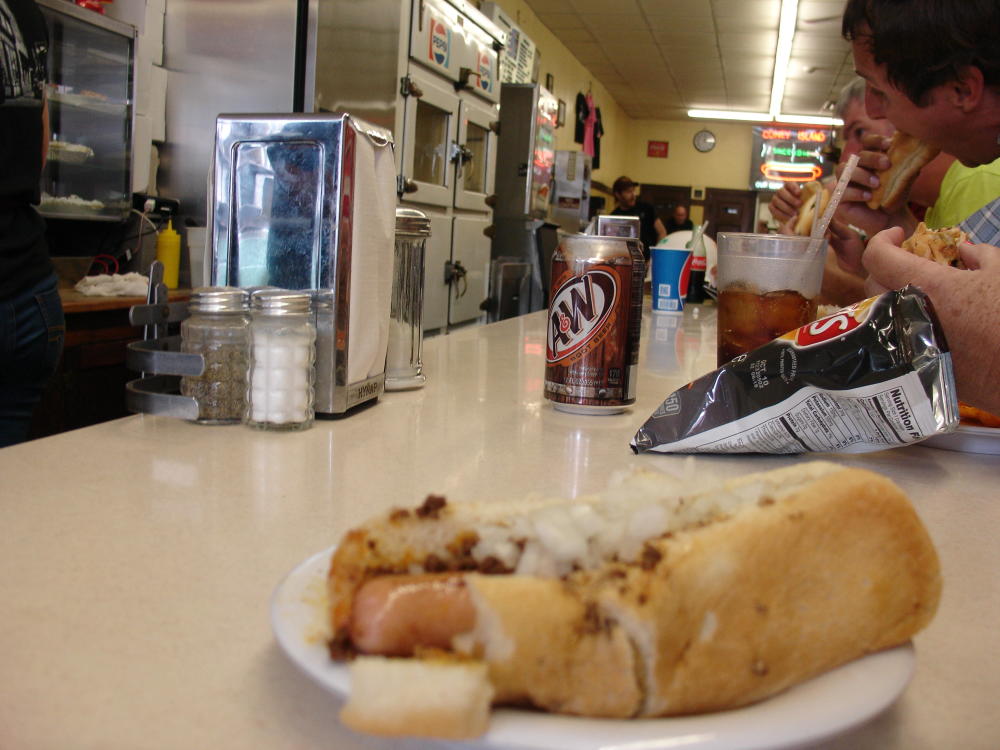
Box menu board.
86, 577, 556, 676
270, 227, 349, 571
750, 125, 833, 191
482, 1, 539, 84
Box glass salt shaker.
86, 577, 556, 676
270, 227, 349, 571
246, 289, 316, 431
180, 287, 250, 424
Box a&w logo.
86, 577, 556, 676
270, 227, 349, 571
429, 19, 450, 67
546, 271, 617, 362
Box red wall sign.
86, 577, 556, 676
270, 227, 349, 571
647, 140, 669, 158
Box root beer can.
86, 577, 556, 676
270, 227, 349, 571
544, 234, 645, 414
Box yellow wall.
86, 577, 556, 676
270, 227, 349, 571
626, 120, 754, 191
487, 2, 753, 199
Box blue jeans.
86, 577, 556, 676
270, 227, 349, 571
0, 273, 65, 448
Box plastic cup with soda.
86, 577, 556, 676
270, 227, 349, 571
715, 233, 827, 366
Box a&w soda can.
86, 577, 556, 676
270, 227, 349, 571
545, 234, 645, 414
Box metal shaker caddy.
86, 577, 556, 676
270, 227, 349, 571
124, 113, 398, 419
209, 113, 397, 415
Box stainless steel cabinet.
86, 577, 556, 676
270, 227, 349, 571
36, 0, 135, 221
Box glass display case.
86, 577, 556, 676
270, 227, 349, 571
37, 0, 135, 221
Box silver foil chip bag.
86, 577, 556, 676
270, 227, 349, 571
631, 286, 959, 454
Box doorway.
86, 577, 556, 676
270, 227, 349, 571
700, 188, 757, 239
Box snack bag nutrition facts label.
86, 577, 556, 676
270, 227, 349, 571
659, 372, 939, 454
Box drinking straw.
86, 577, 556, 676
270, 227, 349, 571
809, 153, 860, 253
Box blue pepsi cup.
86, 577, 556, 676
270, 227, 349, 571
651, 246, 692, 314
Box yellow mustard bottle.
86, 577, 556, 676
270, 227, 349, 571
156, 219, 181, 289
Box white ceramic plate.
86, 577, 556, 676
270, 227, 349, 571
272, 547, 915, 750
922, 424, 1000, 455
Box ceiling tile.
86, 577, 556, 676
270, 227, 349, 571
718, 31, 778, 51
638, 0, 712, 16
584, 26, 655, 45
712, 0, 780, 23
570, 0, 639, 13
600, 43, 661, 61
535, 12, 586, 31
555, 27, 598, 43
722, 56, 774, 76
650, 31, 718, 49
579, 12, 647, 31
645, 16, 716, 34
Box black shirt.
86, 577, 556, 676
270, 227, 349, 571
665, 217, 694, 235
1, 0, 51, 299
611, 201, 659, 258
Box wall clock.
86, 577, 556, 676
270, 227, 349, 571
693, 129, 717, 152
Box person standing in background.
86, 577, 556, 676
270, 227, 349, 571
664, 204, 694, 235
1, 0, 64, 448
610, 176, 666, 261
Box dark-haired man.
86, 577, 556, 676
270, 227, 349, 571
610, 177, 666, 261
838, 0, 1000, 415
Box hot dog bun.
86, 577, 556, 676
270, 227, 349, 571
867, 132, 940, 212
330, 462, 941, 738
793, 180, 830, 236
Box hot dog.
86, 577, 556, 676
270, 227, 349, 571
792, 180, 830, 236
867, 132, 940, 212
328, 462, 941, 739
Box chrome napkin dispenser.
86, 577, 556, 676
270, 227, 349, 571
208, 113, 396, 414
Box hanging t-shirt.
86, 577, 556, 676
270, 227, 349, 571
582, 92, 597, 158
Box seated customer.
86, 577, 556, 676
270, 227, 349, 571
664, 204, 694, 234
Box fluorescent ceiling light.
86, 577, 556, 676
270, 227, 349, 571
775, 114, 844, 126
687, 109, 771, 122
770, 0, 799, 119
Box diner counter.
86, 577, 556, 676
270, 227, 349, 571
1, 306, 997, 750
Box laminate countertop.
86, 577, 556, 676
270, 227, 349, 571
1, 306, 997, 750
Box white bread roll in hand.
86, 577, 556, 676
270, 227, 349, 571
867, 132, 941, 212
328, 462, 941, 739
793, 180, 831, 236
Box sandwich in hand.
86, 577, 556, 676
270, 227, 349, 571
899, 222, 999, 425
901, 221, 967, 268
792, 180, 830, 236
867, 132, 940, 212
327, 462, 941, 739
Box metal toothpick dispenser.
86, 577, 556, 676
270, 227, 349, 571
385, 208, 431, 390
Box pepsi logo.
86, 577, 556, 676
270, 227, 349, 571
430, 21, 449, 66
477, 52, 492, 90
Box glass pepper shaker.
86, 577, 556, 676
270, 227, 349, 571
180, 287, 250, 424
246, 289, 316, 431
